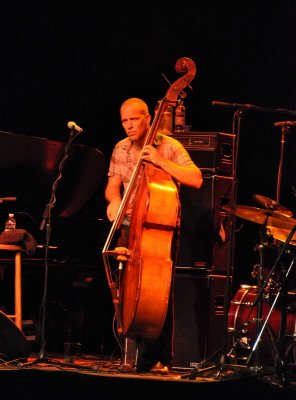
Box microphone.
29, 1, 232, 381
212, 100, 236, 108
211, 100, 252, 109
274, 120, 296, 127
67, 121, 83, 133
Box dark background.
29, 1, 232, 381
0, 1, 295, 353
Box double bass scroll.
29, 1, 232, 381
102, 57, 197, 340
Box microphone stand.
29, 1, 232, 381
211, 101, 296, 117
274, 122, 292, 205
221, 105, 241, 342
37, 127, 82, 360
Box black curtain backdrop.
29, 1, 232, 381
0, 0, 295, 286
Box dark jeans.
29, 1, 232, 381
138, 293, 174, 370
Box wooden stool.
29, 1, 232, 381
0, 244, 24, 331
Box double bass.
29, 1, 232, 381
102, 57, 197, 342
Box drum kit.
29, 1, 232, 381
223, 195, 296, 377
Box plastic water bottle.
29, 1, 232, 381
5, 213, 16, 230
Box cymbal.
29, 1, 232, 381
223, 205, 296, 230
267, 227, 296, 246
253, 194, 293, 217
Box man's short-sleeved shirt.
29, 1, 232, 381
107, 133, 196, 216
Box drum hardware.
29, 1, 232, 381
227, 286, 281, 371
245, 223, 296, 385
242, 219, 273, 371
181, 105, 296, 382
227, 311, 276, 365
182, 108, 296, 382
223, 212, 275, 370
184, 225, 277, 380
182, 207, 294, 381
221, 202, 296, 380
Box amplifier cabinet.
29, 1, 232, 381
172, 273, 232, 369
173, 131, 234, 176
177, 174, 235, 275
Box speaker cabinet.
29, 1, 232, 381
172, 273, 232, 369
172, 272, 208, 368
173, 131, 234, 176
177, 174, 235, 274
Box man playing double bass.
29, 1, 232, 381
105, 97, 203, 374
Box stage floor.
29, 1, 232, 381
0, 353, 296, 400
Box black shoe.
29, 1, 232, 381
150, 361, 170, 375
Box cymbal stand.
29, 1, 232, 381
247, 221, 270, 371
274, 122, 291, 204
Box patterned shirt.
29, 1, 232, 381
107, 133, 195, 222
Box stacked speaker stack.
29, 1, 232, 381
172, 131, 236, 369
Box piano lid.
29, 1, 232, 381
0, 130, 106, 219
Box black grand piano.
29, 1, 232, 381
0, 130, 115, 355
0, 130, 108, 258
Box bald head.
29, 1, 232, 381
120, 98, 149, 117
120, 98, 151, 144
